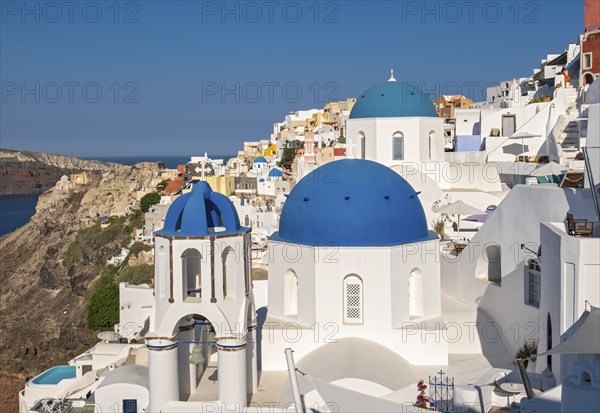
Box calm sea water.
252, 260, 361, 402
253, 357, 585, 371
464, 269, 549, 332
0, 154, 235, 236
0, 195, 39, 236
86, 155, 234, 169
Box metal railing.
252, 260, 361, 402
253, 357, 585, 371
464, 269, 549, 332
429, 370, 455, 412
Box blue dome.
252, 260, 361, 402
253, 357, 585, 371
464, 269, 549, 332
254, 156, 267, 163
158, 181, 242, 236
268, 168, 283, 177
350, 81, 437, 119
272, 159, 435, 246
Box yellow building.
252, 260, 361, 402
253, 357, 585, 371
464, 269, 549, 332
317, 146, 335, 165
258, 143, 277, 157
205, 175, 235, 196
69, 172, 89, 185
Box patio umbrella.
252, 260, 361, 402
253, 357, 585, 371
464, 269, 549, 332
463, 213, 491, 223
509, 131, 541, 157
530, 161, 567, 177
433, 200, 484, 238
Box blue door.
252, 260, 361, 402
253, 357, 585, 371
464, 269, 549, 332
123, 399, 137, 413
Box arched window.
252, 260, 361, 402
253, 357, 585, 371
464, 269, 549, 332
284, 269, 298, 316
222, 247, 237, 299
476, 244, 502, 285
343, 274, 363, 324
486, 245, 502, 285
182, 248, 202, 300
358, 131, 366, 159
408, 269, 424, 318
392, 132, 404, 161
157, 246, 166, 298
428, 130, 436, 159
526, 259, 541, 307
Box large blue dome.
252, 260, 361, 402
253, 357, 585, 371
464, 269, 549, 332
350, 81, 437, 119
272, 159, 435, 246
158, 181, 243, 236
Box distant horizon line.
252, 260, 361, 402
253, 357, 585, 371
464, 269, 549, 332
1, 147, 237, 159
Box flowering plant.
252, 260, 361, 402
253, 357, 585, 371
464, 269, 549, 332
414, 379, 433, 410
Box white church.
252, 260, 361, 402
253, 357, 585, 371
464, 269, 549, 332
18, 74, 600, 413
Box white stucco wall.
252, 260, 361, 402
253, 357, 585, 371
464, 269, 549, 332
346, 116, 444, 166
265, 238, 446, 367
442, 185, 597, 355
537, 222, 600, 380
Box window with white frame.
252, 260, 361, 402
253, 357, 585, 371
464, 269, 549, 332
392, 132, 404, 160
527, 259, 541, 307
583, 53, 592, 70
343, 274, 363, 324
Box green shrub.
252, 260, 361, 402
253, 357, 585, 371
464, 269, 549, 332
140, 192, 161, 212
128, 209, 145, 229
89, 217, 129, 246
62, 241, 82, 267
87, 275, 119, 331
117, 264, 154, 285
129, 242, 151, 257
279, 147, 296, 170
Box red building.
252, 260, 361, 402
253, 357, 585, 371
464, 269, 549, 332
581, 0, 600, 85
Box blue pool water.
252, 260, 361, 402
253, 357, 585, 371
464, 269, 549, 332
32, 366, 76, 385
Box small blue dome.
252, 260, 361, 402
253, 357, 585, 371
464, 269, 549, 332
268, 168, 283, 177
272, 159, 435, 246
254, 156, 267, 163
158, 181, 242, 236
350, 81, 437, 119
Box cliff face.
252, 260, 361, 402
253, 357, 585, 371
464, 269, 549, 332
0, 161, 162, 386
0, 148, 122, 195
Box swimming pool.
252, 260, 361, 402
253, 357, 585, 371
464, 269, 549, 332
32, 366, 76, 385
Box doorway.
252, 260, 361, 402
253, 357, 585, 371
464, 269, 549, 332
502, 115, 516, 137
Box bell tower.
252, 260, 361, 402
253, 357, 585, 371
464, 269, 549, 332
146, 182, 257, 410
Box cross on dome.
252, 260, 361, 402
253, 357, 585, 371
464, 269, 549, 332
388, 69, 396, 82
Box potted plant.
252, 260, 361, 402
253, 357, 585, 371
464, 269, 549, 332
516, 340, 538, 369
432, 196, 454, 240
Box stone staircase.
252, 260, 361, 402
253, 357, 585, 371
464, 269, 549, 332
558, 85, 581, 162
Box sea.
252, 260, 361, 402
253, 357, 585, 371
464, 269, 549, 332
0, 155, 233, 236
85, 155, 234, 169
0, 195, 39, 236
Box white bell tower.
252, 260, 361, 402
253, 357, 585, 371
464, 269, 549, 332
146, 182, 257, 411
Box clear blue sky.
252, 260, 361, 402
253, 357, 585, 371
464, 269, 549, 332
0, 0, 584, 157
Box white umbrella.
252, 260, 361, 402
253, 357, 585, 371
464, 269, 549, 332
433, 200, 484, 238
509, 131, 541, 157
530, 161, 567, 177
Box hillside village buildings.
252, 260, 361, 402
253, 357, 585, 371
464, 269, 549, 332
18, 2, 600, 412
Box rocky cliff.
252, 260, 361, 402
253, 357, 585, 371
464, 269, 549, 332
0, 160, 163, 411
0, 148, 122, 195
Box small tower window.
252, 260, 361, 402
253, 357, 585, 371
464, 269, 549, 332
392, 132, 404, 161
284, 269, 298, 316
182, 248, 202, 300
157, 246, 166, 299
428, 130, 436, 159
222, 246, 237, 299
343, 274, 363, 324
358, 131, 366, 159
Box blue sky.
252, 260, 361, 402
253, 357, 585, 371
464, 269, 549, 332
0, 1, 584, 157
